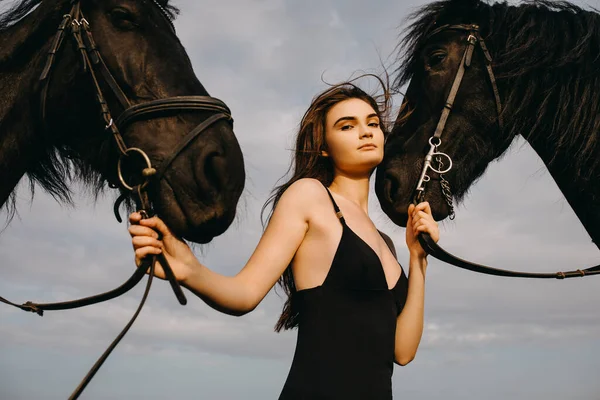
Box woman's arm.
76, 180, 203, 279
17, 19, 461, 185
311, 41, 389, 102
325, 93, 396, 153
393, 253, 427, 365
393, 202, 438, 365
130, 179, 320, 316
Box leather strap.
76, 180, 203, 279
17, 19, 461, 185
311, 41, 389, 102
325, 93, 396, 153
432, 35, 475, 139
116, 96, 231, 127
68, 257, 155, 400
418, 233, 600, 279
154, 112, 232, 181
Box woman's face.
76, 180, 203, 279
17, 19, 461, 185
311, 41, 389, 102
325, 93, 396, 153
324, 98, 384, 176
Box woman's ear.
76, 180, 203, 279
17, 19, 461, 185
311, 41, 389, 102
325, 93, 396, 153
321, 150, 329, 157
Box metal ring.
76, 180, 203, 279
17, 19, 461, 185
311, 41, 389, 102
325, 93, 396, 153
105, 118, 114, 130
429, 137, 441, 147
117, 148, 153, 191
429, 152, 453, 174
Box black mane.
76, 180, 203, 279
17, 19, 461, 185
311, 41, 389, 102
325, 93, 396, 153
394, 0, 600, 185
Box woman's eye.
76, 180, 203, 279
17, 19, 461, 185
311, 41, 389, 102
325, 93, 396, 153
110, 8, 138, 29
427, 52, 446, 68
369, 122, 380, 128
341, 124, 353, 131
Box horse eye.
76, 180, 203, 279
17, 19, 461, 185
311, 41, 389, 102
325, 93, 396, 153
427, 52, 447, 68
110, 8, 138, 30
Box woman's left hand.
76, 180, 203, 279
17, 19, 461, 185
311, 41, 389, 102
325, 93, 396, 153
405, 202, 439, 259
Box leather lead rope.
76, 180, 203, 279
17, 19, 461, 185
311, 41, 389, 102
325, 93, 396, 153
67, 185, 186, 400
417, 231, 600, 279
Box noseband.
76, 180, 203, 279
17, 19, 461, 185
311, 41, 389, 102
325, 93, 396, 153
0, 1, 235, 398
411, 24, 600, 280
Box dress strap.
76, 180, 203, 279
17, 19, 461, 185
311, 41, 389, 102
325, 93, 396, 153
321, 182, 346, 224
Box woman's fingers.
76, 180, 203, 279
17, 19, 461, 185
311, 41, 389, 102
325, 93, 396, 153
134, 246, 162, 266
139, 216, 172, 238
415, 201, 432, 215
129, 213, 171, 237
128, 224, 159, 239
132, 236, 163, 250
129, 212, 142, 224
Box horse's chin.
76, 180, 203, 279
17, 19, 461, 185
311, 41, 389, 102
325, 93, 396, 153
383, 199, 451, 229
376, 176, 451, 227
157, 209, 230, 244
182, 211, 234, 244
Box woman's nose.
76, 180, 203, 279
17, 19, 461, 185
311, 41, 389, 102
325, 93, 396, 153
360, 126, 374, 138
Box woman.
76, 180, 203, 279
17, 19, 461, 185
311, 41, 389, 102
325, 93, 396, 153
129, 79, 439, 399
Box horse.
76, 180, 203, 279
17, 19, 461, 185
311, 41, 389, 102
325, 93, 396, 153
0, 0, 246, 244
375, 0, 599, 249
1, 1, 249, 396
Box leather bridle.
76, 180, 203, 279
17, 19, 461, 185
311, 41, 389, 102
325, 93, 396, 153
0, 1, 235, 398
412, 24, 600, 279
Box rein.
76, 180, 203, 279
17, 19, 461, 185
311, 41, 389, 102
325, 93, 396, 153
0, 1, 233, 398
413, 24, 600, 279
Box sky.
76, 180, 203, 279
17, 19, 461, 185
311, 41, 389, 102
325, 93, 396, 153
1, 0, 599, 399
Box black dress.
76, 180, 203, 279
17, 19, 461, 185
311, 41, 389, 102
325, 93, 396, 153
279, 185, 409, 400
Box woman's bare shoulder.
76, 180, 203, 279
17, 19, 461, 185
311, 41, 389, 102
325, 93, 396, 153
277, 178, 329, 218
282, 178, 327, 201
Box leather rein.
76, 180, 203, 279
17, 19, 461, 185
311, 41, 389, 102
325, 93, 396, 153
413, 24, 600, 279
0, 1, 233, 398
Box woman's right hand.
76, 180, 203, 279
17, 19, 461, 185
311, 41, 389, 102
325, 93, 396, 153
128, 213, 198, 282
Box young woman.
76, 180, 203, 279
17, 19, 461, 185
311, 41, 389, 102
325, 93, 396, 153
128, 80, 439, 399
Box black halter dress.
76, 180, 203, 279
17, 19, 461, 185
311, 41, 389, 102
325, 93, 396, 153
278, 185, 409, 400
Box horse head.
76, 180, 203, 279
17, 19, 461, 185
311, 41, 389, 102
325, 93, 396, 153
376, 0, 508, 227
1, 0, 245, 243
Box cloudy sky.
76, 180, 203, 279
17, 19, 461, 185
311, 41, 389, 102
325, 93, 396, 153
1, 0, 599, 399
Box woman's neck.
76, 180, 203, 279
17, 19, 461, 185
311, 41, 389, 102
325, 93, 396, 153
329, 174, 371, 213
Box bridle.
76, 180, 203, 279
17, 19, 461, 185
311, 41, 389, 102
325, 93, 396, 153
412, 24, 600, 279
0, 1, 235, 398
40, 0, 233, 187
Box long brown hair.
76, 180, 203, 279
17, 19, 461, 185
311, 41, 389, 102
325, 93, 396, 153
261, 74, 392, 332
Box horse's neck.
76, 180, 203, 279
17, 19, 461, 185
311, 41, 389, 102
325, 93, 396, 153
489, 4, 600, 248
527, 137, 600, 249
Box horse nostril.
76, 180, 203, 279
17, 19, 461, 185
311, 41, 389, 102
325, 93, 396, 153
384, 171, 400, 205
199, 151, 223, 192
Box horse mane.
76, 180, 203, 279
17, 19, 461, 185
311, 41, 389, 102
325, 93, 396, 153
394, 0, 600, 185
0, 0, 179, 29
0, 0, 179, 62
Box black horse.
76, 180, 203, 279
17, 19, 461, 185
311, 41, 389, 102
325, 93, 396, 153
0, 0, 246, 244
376, 0, 599, 248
